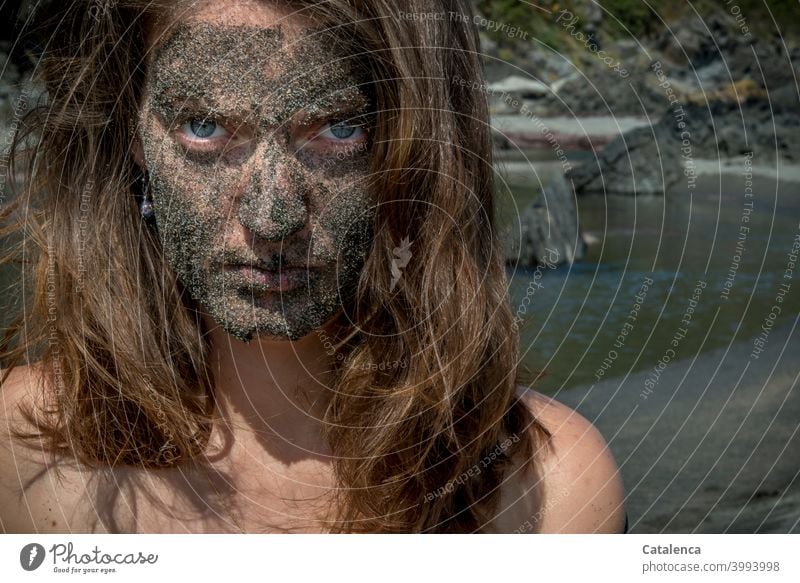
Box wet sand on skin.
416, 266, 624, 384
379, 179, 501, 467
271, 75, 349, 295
558, 319, 800, 533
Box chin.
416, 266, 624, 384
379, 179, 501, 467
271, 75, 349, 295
215, 312, 331, 344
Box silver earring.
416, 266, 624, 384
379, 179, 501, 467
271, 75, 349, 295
140, 176, 154, 220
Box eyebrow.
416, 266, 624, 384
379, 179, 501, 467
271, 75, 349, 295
296, 87, 374, 120
153, 86, 374, 129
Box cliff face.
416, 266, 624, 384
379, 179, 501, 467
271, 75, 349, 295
472, 1, 800, 195
473, 0, 800, 117
475, 0, 800, 56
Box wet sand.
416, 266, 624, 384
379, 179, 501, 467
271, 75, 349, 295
558, 319, 800, 533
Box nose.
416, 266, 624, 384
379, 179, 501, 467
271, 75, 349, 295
237, 146, 309, 241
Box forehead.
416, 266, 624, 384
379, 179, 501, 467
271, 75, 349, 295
147, 2, 371, 116
153, 0, 310, 37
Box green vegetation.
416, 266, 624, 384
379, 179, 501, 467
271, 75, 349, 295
722, 0, 800, 35
599, 0, 658, 38
474, 0, 535, 48
472, 0, 800, 55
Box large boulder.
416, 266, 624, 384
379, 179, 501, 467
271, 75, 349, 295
568, 97, 800, 195
503, 173, 586, 267
655, 11, 742, 69
533, 55, 675, 118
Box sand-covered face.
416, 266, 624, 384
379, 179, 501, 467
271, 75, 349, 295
138, 22, 375, 341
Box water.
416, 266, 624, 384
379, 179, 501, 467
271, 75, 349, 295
500, 151, 800, 394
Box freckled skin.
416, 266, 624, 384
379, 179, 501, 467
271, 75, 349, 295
139, 23, 375, 341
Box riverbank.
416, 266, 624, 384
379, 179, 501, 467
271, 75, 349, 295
491, 114, 650, 151
558, 319, 800, 533
495, 150, 800, 188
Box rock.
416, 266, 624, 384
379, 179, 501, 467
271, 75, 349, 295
524, 49, 576, 83
655, 11, 743, 69
748, 41, 800, 91
568, 98, 800, 194
534, 64, 671, 117
488, 75, 550, 98
0, 48, 27, 141
567, 120, 680, 195
769, 84, 800, 114
504, 173, 586, 267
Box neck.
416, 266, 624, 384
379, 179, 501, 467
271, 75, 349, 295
203, 315, 339, 467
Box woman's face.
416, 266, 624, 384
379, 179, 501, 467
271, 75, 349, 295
137, 1, 375, 342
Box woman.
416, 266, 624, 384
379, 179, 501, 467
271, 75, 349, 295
0, 0, 625, 533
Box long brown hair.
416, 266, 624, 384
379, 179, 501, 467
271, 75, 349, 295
1, 0, 550, 533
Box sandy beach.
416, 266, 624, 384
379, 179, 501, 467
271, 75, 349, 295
558, 318, 800, 533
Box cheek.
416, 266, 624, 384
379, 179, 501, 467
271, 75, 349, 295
144, 145, 238, 232
144, 155, 243, 269
312, 180, 375, 261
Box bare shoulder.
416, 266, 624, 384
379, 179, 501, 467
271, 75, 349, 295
0, 363, 106, 533
0, 363, 48, 532
493, 386, 626, 533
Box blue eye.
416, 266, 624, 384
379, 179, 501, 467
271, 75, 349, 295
322, 121, 364, 140
180, 118, 230, 140
190, 120, 217, 138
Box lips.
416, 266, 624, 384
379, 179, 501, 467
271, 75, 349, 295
225, 263, 319, 292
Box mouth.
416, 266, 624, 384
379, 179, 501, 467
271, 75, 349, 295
225, 263, 320, 293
